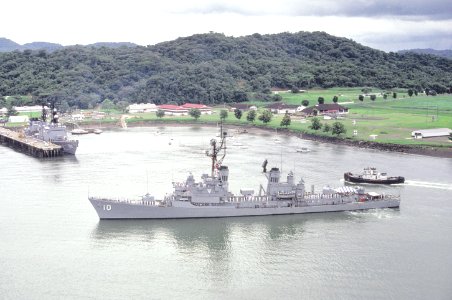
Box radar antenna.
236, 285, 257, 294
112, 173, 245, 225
206, 122, 227, 176
49, 101, 59, 124
40, 103, 47, 122
35, 94, 60, 123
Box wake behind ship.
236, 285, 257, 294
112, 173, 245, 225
89, 125, 400, 219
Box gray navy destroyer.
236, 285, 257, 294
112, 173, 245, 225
25, 104, 79, 155
89, 125, 400, 219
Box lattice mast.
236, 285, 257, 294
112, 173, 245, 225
206, 122, 227, 176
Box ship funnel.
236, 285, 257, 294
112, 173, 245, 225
186, 173, 195, 186
219, 166, 229, 182
266, 167, 281, 197
218, 165, 229, 190
268, 168, 280, 183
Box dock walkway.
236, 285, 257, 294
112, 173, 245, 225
0, 127, 62, 158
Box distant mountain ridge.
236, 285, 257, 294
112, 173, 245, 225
0, 31, 451, 109
88, 42, 138, 49
0, 38, 22, 52
398, 48, 452, 59
0, 38, 137, 52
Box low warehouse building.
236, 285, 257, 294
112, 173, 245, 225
411, 128, 452, 139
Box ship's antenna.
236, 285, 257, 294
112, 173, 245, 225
146, 170, 149, 194
280, 145, 283, 173
217, 121, 227, 165
207, 121, 227, 176
41, 103, 47, 122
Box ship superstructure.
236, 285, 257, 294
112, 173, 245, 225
89, 124, 400, 219
25, 103, 79, 155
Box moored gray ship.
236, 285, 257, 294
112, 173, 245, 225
25, 104, 79, 155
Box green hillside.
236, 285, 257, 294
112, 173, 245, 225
0, 31, 451, 110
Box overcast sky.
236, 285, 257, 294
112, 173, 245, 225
1, 0, 451, 52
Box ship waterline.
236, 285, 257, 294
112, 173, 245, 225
89, 196, 400, 219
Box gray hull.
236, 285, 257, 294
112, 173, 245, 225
53, 140, 79, 155
89, 198, 400, 219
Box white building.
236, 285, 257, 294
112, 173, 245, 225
128, 103, 158, 113
13, 105, 48, 113
92, 111, 106, 120
8, 115, 29, 123
296, 106, 307, 112
266, 103, 299, 114
71, 114, 85, 121
411, 128, 452, 139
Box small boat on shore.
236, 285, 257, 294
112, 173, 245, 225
71, 128, 89, 135
344, 167, 405, 184
296, 147, 310, 153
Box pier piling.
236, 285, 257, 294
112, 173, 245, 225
0, 127, 63, 158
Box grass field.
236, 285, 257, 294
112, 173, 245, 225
106, 89, 452, 147
6, 88, 452, 147
246, 88, 452, 146
140, 90, 451, 147
275, 87, 412, 105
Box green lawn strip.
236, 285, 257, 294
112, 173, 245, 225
5, 88, 450, 148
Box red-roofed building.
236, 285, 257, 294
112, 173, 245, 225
180, 103, 212, 114
158, 105, 188, 116
302, 104, 348, 116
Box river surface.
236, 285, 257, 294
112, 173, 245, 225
1, 126, 452, 299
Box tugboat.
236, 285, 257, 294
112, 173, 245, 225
25, 103, 79, 155
88, 124, 401, 219
344, 167, 405, 184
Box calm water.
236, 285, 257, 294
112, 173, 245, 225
1, 126, 451, 299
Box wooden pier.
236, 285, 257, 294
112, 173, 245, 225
0, 127, 63, 158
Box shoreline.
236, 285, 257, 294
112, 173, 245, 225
80, 120, 452, 158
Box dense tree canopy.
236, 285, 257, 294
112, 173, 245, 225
234, 108, 242, 120
189, 108, 201, 120
310, 117, 322, 130
246, 110, 256, 123
1, 31, 451, 109
332, 122, 347, 136
220, 109, 228, 120
258, 109, 272, 124
280, 112, 291, 127
156, 109, 165, 118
